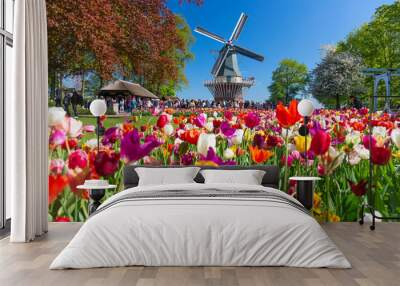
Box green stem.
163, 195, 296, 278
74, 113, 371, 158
283, 131, 289, 192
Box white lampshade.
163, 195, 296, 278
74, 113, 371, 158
298, 99, 315, 117
89, 99, 107, 117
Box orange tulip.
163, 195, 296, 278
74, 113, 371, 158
276, 100, 301, 128
249, 145, 273, 164
180, 129, 201, 145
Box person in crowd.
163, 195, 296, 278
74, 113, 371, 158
55, 88, 62, 107
71, 90, 80, 117
63, 92, 71, 116
350, 95, 362, 109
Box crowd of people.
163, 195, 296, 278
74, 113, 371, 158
54, 88, 84, 117
101, 96, 275, 113
54, 89, 365, 117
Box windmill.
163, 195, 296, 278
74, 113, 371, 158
195, 13, 264, 102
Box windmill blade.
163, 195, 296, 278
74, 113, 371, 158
229, 13, 248, 41
211, 45, 231, 76
194, 27, 226, 44
234, 45, 264, 62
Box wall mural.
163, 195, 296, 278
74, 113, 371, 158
48, 101, 400, 222
46, 1, 400, 223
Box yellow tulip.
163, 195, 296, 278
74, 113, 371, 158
294, 135, 311, 152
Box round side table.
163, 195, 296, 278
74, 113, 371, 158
289, 176, 321, 210
77, 183, 116, 215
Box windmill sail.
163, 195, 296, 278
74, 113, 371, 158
230, 13, 248, 41
234, 45, 264, 62
212, 46, 231, 76
194, 27, 226, 44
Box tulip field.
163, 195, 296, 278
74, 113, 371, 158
48, 100, 400, 222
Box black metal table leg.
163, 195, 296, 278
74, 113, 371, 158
296, 180, 314, 210
88, 189, 105, 215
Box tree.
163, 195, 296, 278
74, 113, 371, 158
310, 49, 365, 109
268, 59, 309, 104
46, 0, 201, 98
336, 1, 400, 102
337, 2, 400, 68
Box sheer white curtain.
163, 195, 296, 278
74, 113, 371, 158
9, 0, 48, 242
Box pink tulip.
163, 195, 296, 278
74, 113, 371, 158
49, 159, 65, 175
49, 129, 66, 145
68, 150, 88, 169
244, 112, 260, 129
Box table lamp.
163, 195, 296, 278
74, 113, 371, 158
289, 99, 320, 210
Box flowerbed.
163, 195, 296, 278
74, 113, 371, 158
48, 101, 400, 222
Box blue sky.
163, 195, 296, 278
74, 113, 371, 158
168, 0, 395, 102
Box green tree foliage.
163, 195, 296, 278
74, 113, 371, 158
310, 49, 365, 109
336, 1, 400, 103
268, 59, 309, 104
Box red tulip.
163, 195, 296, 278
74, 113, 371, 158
224, 111, 233, 121
276, 100, 301, 128
55, 216, 71, 222
348, 179, 368, 196
213, 119, 222, 128
48, 174, 68, 204
94, 151, 120, 176
362, 135, 376, 150
370, 146, 391, 165
310, 130, 331, 155
156, 114, 168, 129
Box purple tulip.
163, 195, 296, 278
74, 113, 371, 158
181, 153, 194, 165
193, 113, 207, 128
102, 127, 121, 146
253, 133, 266, 149
220, 121, 236, 138
121, 129, 162, 163
199, 148, 236, 166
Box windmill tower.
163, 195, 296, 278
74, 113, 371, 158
195, 13, 264, 103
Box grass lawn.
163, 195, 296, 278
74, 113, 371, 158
78, 115, 157, 142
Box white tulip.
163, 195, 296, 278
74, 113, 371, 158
85, 138, 98, 149
48, 107, 66, 127
174, 138, 183, 145
231, 129, 244, 145
345, 131, 361, 146
197, 133, 216, 156
391, 129, 400, 148
348, 151, 361, 166
163, 124, 174, 136
372, 126, 387, 138
63, 117, 83, 138
223, 148, 235, 160
287, 143, 296, 153
281, 128, 293, 138
184, 123, 194, 130
354, 144, 370, 160
205, 122, 214, 132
